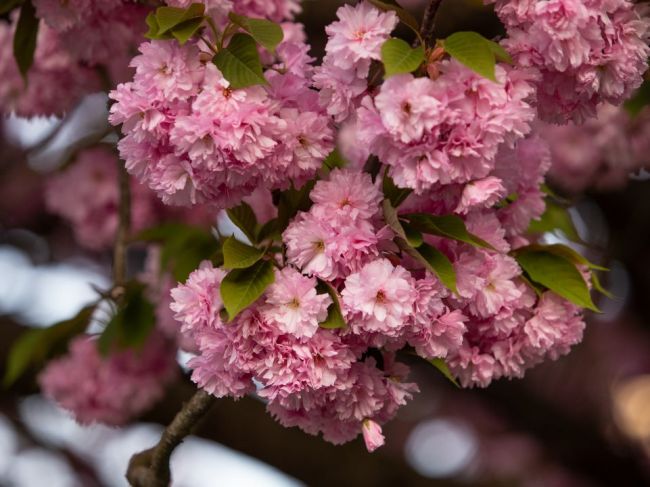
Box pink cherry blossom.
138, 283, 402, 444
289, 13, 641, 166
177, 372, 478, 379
262, 267, 331, 338
362, 419, 385, 452
324, 2, 397, 71
342, 259, 417, 336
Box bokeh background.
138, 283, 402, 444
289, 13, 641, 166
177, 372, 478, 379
2, 0, 650, 485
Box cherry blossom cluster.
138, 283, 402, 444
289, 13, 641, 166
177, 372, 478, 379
38, 331, 177, 426
21, 0, 648, 453
0, 20, 100, 117
33, 0, 146, 69
44, 147, 158, 251
109, 23, 333, 207
487, 0, 650, 123
44, 146, 215, 251
538, 103, 650, 193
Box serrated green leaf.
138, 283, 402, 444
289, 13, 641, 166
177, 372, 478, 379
528, 199, 582, 243
155, 3, 205, 35
317, 280, 347, 329
444, 31, 497, 81
515, 249, 599, 312
4, 305, 94, 387
13, 0, 39, 79
228, 12, 283, 53
382, 171, 412, 208
428, 358, 460, 387
368, 0, 420, 34
213, 33, 267, 89
402, 213, 494, 249
221, 260, 275, 320
223, 236, 264, 269
381, 38, 425, 77
227, 201, 258, 244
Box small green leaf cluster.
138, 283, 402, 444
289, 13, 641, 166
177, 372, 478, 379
145, 3, 284, 90
373, 1, 513, 83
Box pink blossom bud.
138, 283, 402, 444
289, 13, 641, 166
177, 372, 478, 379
362, 419, 385, 452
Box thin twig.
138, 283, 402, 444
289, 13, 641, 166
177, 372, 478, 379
420, 0, 443, 46
113, 158, 131, 289
125, 390, 216, 487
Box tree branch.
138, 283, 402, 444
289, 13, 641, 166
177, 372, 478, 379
126, 389, 216, 487
420, 0, 443, 46
113, 158, 131, 289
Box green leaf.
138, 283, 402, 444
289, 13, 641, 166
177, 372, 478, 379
528, 199, 582, 243
381, 38, 425, 77
591, 271, 614, 299
417, 243, 458, 294
13, 0, 39, 79
223, 236, 264, 269
428, 358, 460, 388
382, 199, 408, 241
443, 31, 497, 82
524, 243, 608, 271
368, 0, 421, 35
98, 282, 156, 355
403, 223, 423, 248
4, 305, 94, 387
227, 201, 258, 244
257, 218, 281, 242
228, 12, 283, 53
136, 223, 218, 282
486, 39, 512, 64
317, 280, 347, 329
275, 181, 315, 232
402, 213, 494, 249
515, 249, 599, 312
171, 17, 205, 44
221, 260, 275, 320
382, 171, 412, 208
155, 3, 205, 35
323, 148, 347, 171
625, 80, 650, 117
384, 201, 458, 293
213, 33, 267, 89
